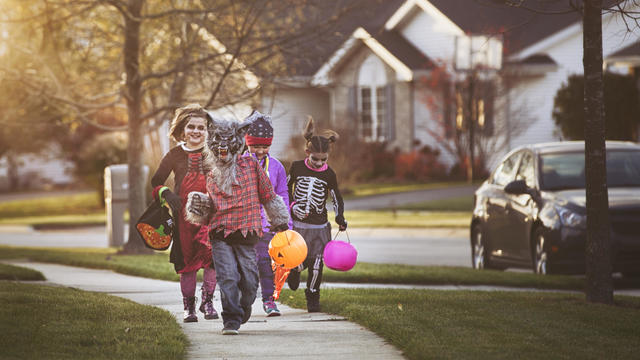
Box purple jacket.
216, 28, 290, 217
243, 152, 292, 232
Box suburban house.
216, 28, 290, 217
261, 0, 640, 170
4, 1, 640, 190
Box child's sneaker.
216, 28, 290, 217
262, 297, 281, 317
222, 322, 239, 335
222, 328, 239, 335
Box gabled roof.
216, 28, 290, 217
280, 0, 406, 77
608, 40, 640, 57
387, 0, 581, 57
606, 40, 640, 66
283, 0, 587, 79
311, 27, 434, 86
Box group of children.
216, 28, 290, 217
151, 104, 347, 335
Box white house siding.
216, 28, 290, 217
328, 45, 415, 151
0, 145, 75, 191
398, 7, 460, 64
261, 87, 330, 161
509, 13, 640, 155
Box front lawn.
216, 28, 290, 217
280, 288, 640, 360
0, 282, 187, 359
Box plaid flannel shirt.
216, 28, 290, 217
206, 156, 277, 238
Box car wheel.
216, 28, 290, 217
471, 225, 486, 270
532, 228, 548, 275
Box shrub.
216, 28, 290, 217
395, 145, 447, 181
74, 132, 128, 203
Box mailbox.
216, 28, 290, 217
104, 164, 148, 247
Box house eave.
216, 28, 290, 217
384, 0, 463, 35
272, 76, 314, 88
311, 27, 414, 86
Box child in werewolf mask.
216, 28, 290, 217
184, 114, 290, 335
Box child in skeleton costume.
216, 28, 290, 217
242, 110, 292, 317
150, 104, 218, 323
184, 114, 290, 335
286, 117, 348, 312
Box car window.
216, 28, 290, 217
540, 149, 640, 190
515, 152, 535, 188
492, 151, 522, 186
540, 152, 585, 190
607, 150, 640, 187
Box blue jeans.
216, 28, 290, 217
211, 239, 258, 329
255, 232, 275, 301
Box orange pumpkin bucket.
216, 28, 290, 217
268, 230, 308, 269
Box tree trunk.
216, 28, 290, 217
583, 0, 613, 304
121, 0, 152, 254
6, 152, 20, 191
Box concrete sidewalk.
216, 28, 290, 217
7, 261, 405, 360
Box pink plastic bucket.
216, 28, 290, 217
323, 240, 358, 271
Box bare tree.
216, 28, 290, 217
0, 0, 367, 253
417, 63, 534, 180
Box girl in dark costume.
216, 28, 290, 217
151, 104, 218, 322
286, 117, 348, 312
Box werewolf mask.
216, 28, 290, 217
206, 114, 255, 163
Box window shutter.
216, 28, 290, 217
483, 82, 495, 136
347, 86, 357, 120
386, 84, 395, 141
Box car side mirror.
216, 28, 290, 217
504, 180, 530, 195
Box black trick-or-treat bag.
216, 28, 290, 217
135, 198, 174, 251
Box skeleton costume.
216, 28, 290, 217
184, 113, 290, 335
286, 117, 346, 312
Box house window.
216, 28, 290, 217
452, 79, 495, 136
358, 55, 388, 142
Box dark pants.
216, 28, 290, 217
255, 232, 275, 301
210, 239, 258, 329
293, 224, 331, 294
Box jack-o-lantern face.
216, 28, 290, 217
268, 230, 307, 269
137, 223, 172, 250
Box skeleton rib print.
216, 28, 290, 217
293, 176, 328, 215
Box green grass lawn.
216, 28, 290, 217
393, 195, 474, 212
0, 282, 187, 359
3, 246, 640, 360
280, 288, 640, 360
0, 192, 103, 219
338, 210, 471, 228
0, 186, 473, 228
0, 263, 45, 281
344, 181, 475, 198
4, 245, 640, 290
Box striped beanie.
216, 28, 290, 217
244, 110, 273, 146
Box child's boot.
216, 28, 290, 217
183, 296, 198, 322
199, 287, 219, 320
305, 289, 320, 313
